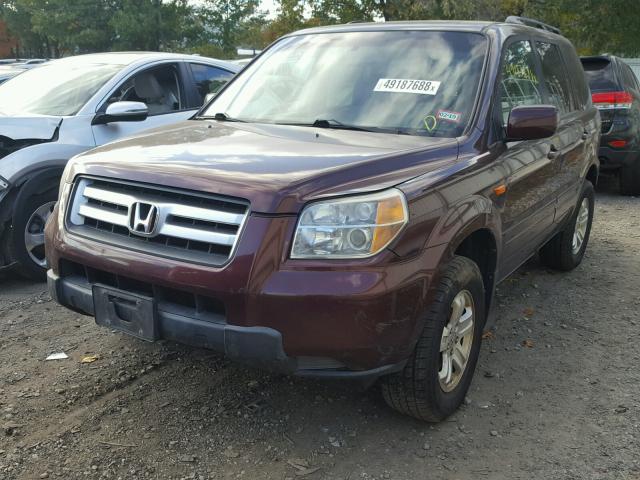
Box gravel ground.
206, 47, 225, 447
1, 182, 639, 480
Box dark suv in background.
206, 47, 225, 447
581, 55, 640, 195
47, 18, 599, 421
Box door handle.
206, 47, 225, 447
548, 146, 560, 160
581, 130, 589, 140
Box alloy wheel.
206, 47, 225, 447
439, 290, 475, 392
572, 197, 590, 255
24, 201, 56, 268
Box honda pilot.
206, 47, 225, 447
46, 18, 599, 421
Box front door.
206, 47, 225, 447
92, 63, 196, 146
496, 39, 559, 278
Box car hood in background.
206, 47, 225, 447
0, 114, 63, 141
67, 120, 460, 213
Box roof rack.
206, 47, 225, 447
505, 16, 561, 35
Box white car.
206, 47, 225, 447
0, 52, 239, 279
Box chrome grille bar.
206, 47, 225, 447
67, 177, 249, 265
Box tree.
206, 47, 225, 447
200, 0, 261, 57
26, 0, 115, 55
263, 0, 315, 43
0, 0, 51, 57
110, 0, 198, 52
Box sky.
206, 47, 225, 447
260, 0, 278, 18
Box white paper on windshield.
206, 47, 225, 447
373, 79, 441, 95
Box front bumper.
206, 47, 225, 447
46, 208, 435, 379
47, 270, 405, 380
47, 269, 405, 379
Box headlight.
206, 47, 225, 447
291, 189, 408, 259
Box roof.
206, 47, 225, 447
288, 19, 565, 40
292, 20, 493, 36
44, 52, 238, 70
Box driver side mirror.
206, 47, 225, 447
506, 105, 558, 141
92, 101, 148, 125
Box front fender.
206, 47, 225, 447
428, 194, 502, 256
0, 142, 89, 185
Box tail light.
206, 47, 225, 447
608, 139, 628, 149
591, 91, 633, 109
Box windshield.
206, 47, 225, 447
0, 61, 123, 116
204, 30, 487, 137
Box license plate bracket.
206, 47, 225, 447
93, 285, 158, 341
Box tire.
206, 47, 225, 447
381, 256, 485, 422
620, 161, 640, 196
540, 181, 594, 271
8, 188, 58, 281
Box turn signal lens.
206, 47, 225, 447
291, 189, 408, 259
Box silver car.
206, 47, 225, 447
0, 52, 239, 279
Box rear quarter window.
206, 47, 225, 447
561, 43, 590, 109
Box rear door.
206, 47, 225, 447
496, 38, 559, 277
534, 40, 590, 224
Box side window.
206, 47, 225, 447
499, 40, 544, 127
535, 42, 574, 114
190, 63, 234, 104
105, 64, 183, 116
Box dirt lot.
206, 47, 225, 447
1, 183, 639, 480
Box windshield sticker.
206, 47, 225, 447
374, 79, 440, 95
423, 115, 438, 132
437, 110, 463, 123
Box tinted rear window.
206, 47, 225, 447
581, 58, 619, 92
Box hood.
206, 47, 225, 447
0, 115, 62, 160
68, 120, 460, 213
0, 114, 63, 141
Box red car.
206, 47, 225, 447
46, 17, 599, 421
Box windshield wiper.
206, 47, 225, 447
312, 118, 371, 131
276, 118, 374, 132
199, 112, 246, 122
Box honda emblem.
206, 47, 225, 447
128, 202, 159, 237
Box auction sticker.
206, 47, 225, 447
374, 79, 440, 95
437, 110, 463, 123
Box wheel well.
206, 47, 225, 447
454, 229, 497, 314
0, 166, 63, 232
586, 164, 598, 186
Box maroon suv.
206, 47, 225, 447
46, 18, 600, 421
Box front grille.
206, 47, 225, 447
66, 177, 249, 265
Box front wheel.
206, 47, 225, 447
8, 190, 58, 281
540, 181, 594, 271
381, 256, 485, 422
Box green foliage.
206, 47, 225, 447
199, 0, 262, 56
1, 0, 639, 58
0, 0, 49, 57
110, 0, 198, 51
